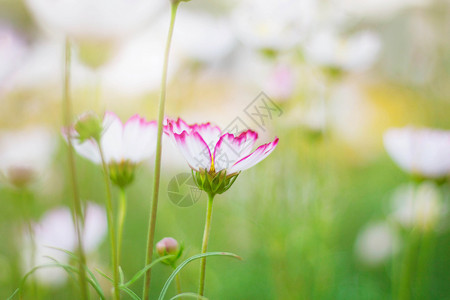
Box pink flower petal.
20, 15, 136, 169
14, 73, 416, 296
228, 137, 279, 173
213, 130, 258, 172
173, 131, 212, 171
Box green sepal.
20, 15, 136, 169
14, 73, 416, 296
192, 168, 240, 198
109, 160, 136, 189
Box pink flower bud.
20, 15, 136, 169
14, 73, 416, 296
156, 237, 179, 257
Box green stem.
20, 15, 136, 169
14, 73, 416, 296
175, 274, 182, 295
98, 146, 120, 300
398, 229, 420, 300
198, 194, 214, 296
62, 37, 90, 300
142, 2, 180, 299
117, 188, 127, 263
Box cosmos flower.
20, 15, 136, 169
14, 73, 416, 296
0, 127, 56, 188
24, 0, 163, 42
355, 221, 399, 266
383, 127, 450, 179
304, 29, 381, 73
66, 112, 157, 188
68, 112, 156, 164
22, 202, 107, 285
390, 182, 443, 231
231, 0, 316, 50
165, 118, 278, 196
0, 24, 27, 88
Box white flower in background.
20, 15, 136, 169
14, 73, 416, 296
68, 112, 157, 165
391, 182, 443, 231
0, 25, 27, 88
304, 29, 381, 72
0, 127, 56, 188
22, 202, 107, 285
172, 10, 235, 64
384, 127, 450, 178
337, 0, 432, 21
99, 26, 179, 97
231, 0, 316, 50
355, 221, 399, 266
24, 0, 164, 41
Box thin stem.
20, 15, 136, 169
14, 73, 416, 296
117, 187, 127, 263
398, 229, 420, 300
142, 2, 180, 299
198, 194, 214, 296
98, 145, 120, 300
62, 37, 90, 300
175, 274, 182, 295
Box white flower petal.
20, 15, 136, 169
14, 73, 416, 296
228, 138, 278, 173
123, 115, 157, 162
191, 123, 222, 153
100, 111, 124, 163
173, 131, 212, 171
213, 131, 258, 172
384, 127, 450, 178
71, 138, 101, 164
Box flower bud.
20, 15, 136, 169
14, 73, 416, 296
109, 160, 135, 188
7, 167, 35, 188
78, 40, 116, 69
156, 237, 183, 266
74, 112, 103, 143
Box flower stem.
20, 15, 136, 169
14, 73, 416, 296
398, 229, 420, 300
198, 194, 214, 296
117, 187, 127, 263
62, 37, 90, 300
142, 2, 180, 299
98, 145, 120, 300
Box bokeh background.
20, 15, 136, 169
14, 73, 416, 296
0, 0, 449, 299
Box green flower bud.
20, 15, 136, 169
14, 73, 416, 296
78, 40, 116, 69
192, 169, 239, 198
74, 112, 103, 143
109, 160, 136, 189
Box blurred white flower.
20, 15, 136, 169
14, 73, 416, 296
304, 29, 381, 72
25, 0, 164, 41
0, 127, 56, 188
22, 202, 107, 285
391, 182, 443, 231
99, 25, 179, 97
231, 0, 316, 50
0, 25, 27, 88
172, 10, 235, 64
383, 127, 450, 178
355, 221, 399, 266
337, 0, 432, 20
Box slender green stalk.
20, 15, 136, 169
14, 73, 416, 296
198, 194, 214, 296
398, 229, 420, 300
62, 37, 90, 300
98, 146, 120, 300
117, 187, 127, 263
142, 2, 180, 299
175, 274, 182, 295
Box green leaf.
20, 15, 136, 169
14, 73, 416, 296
119, 266, 125, 285
121, 286, 141, 300
121, 255, 175, 288
170, 292, 209, 300
6, 288, 18, 300
158, 252, 242, 300
96, 268, 114, 283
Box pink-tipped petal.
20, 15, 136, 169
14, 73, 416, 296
213, 130, 258, 172
228, 137, 279, 173
191, 123, 222, 152
173, 131, 212, 171
123, 115, 157, 162
100, 111, 124, 163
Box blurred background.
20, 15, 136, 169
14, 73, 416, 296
0, 0, 449, 299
